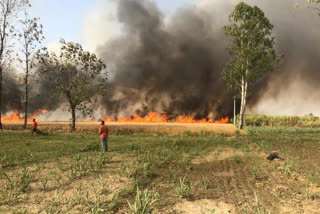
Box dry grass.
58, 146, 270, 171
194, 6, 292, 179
2, 122, 240, 135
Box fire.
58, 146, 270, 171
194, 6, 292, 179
2, 109, 48, 122
39, 109, 48, 114
213, 117, 229, 123
2, 110, 23, 122
3, 110, 229, 124
101, 112, 229, 123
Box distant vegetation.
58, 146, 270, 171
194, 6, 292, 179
237, 114, 320, 127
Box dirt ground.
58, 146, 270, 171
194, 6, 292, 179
169, 149, 320, 213
1, 127, 320, 213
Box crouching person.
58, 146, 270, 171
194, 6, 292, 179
99, 120, 109, 152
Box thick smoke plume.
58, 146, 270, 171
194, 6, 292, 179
97, 0, 320, 118
2, 70, 21, 113
2, 68, 62, 117
98, 0, 232, 119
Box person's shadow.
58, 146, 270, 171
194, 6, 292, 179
36, 130, 49, 136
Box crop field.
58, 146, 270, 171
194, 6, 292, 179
2, 122, 239, 135
238, 115, 320, 128
1, 126, 320, 213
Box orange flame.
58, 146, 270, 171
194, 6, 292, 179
101, 112, 229, 124
39, 109, 48, 114
214, 117, 229, 123
2, 110, 23, 122
2, 109, 48, 122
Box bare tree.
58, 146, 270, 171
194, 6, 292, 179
18, 12, 44, 129
0, 0, 30, 129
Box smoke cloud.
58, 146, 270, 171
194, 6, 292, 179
2, 67, 63, 117
3, 0, 320, 119
97, 0, 232, 119
96, 0, 320, 118
2, 70, 21, 113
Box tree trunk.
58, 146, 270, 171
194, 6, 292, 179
23, 95, 28, 129
239, 77, 248, 129
71, 106, 76, 132
23, 62, 29, 129
238, 30, 245, 130
234, 99, 236, 126
239, 77, 245, 129
0, 65, 2, 130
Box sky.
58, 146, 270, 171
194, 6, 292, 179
28, 0, 194, 52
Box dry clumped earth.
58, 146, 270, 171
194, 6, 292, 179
0, 155, 130, 213
169, 147, 320, 214
2, 149, 319, 214
1, 127, 320, 213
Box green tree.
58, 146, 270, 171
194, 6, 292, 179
295, 1, 320, 12
37, 39, 108, 131
307, 0, 320, 12
223, 2, 282, 129
0, 0, 30, 129
18, 12, 44, 129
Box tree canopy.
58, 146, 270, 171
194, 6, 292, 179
223, 2, 282, 129
37, 39, 108, 131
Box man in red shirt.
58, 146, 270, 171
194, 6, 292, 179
99, 120, 109, 152
32, 119, 39, 135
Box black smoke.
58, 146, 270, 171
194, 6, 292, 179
3, 0, 320, 118
98, 0, 233, 120
97, 0, 320, 118
2, 67, 63, 116
2, 70, 21, 113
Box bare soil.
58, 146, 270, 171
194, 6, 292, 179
174, 149, 320, 213
1, 128, 320, 213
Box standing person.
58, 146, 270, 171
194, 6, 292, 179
32, 118, 38, 135
99, 120, 109, 152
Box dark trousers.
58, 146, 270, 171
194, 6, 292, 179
32, 128, 39, 135
101, 138, 108, 152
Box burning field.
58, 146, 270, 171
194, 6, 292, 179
2, 109, 47, 122
2, 0, 320, 125
1, 0, 320, 213
2, 121, 237, 135
2, 110, 233, 135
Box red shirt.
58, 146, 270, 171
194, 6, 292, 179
33, 122, 37, 128
99, 125, 108, 139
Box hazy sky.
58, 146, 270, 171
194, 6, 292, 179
28, 0, 194, 52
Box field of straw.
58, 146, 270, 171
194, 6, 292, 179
2, 122, 239, 135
